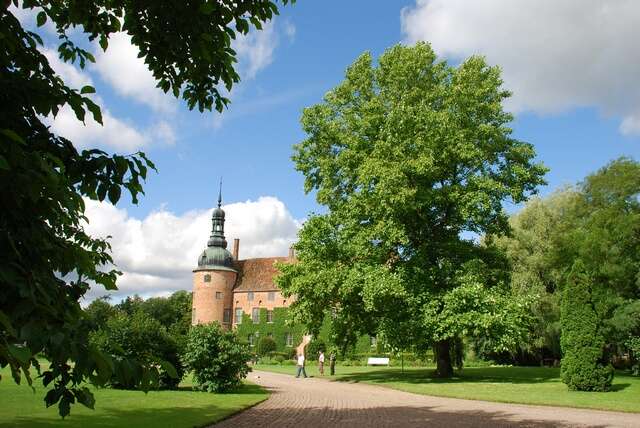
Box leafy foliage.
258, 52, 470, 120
256, 336, 277, 356
235, 308, 306, 352
560, 260, 613, 391
182, 323, 252, 393
277, 43, 546, 377
305, 337, 326, 360
90, 311, 183, 389
493, 158, 640, 365
1, 0, 293, 416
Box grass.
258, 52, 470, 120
0, 367, 268, 428
254, 363, 640, 413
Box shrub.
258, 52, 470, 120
182, 323, 252, 392
560, 261, 614, 391
305, 338, 326, 360
256, 336, 277, 356
627, 336, 640, 376
274, 355, 285, 364
90, 311, 183, 389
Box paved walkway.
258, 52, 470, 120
213, 370, 640, 428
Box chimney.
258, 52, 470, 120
232, 238, 239, 260
288, 246, 295, 260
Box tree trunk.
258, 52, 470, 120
435, 339, 453, 378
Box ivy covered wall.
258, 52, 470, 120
235, 307, 375, 355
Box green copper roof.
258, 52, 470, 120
197, 183, 236, 271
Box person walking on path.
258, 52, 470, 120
318, 351, 325, 376
295, 353, 307, 378
329, 351, 336, 376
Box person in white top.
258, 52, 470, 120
318, 351, 325, 376
295, 353, 308, 378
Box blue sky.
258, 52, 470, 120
13, 0, 640, 299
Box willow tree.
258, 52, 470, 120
277, 43, 547, 377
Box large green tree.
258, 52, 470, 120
0, 0, 292, 416
493, 158, 640, 364
277, 43, 547, 377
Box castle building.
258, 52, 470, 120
191, 191, 294, 329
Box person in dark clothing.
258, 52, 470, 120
329, 352, 336, 376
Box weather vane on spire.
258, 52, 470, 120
217, 177, 222, 208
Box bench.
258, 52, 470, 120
367, 357, 390, 366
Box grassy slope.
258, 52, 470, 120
0, 368, 268, 428
254, 364, 640, 413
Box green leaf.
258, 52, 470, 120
36, 11, 47, 27
107, 185, 121, 204
75, 387, 95, 410
1, 129, 26, 145
0, 310, 16, 335
84, 99, 103, 124
8, 344, 31, 366
159, 360, 178, 378
199, 2, 215, 15
80, 85, 96, 94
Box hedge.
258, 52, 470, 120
560, 260, 614, 391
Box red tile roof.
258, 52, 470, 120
233, 257, 292, 291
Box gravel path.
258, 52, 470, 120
213, 370, 640, 427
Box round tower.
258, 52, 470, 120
192, 186, 237, 328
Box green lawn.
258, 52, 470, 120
0, 367, 268, 428
254, 363, 640, 413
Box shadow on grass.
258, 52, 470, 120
1, 404, 228, 428
176, 384, 266, 394
608, 383, 631, 392
215, 404, 611, 428
336, 366, 563, 385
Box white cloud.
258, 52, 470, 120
93, 33, 174, 112
234, 20, 279, 80
43, 48, 93, 89
47, 96, 177, 151
401, 0, 640, 135
283, 20, 296, 42
48, 104, 149, 151
82, 196, 301, 301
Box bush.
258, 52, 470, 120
90, 311, 183, 389
256, 336, 277, 356
182, 323, 252, 392
560, 261, 614, 391
305, 338, 326, 360
627, 336, 640, 376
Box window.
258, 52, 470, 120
235, 308, 243, 324
191, 308, 196, 324
370, 335, 377, 348
252, 308, 260, 324
285, 333, 293, 347
223, 308, 231, 324
247, 291, 254, 301
266, 310, 274, 323
215, 291, 223, 300
268, 291, 275, 301
248, 334, 254, 346
203, 274, 211, 282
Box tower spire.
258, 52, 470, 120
207, 180, 227, 249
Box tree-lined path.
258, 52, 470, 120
213, 370, 639, 427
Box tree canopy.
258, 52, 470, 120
277, 43, 547, 377
0, 0, 292, 417
492, 157, 640, 364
